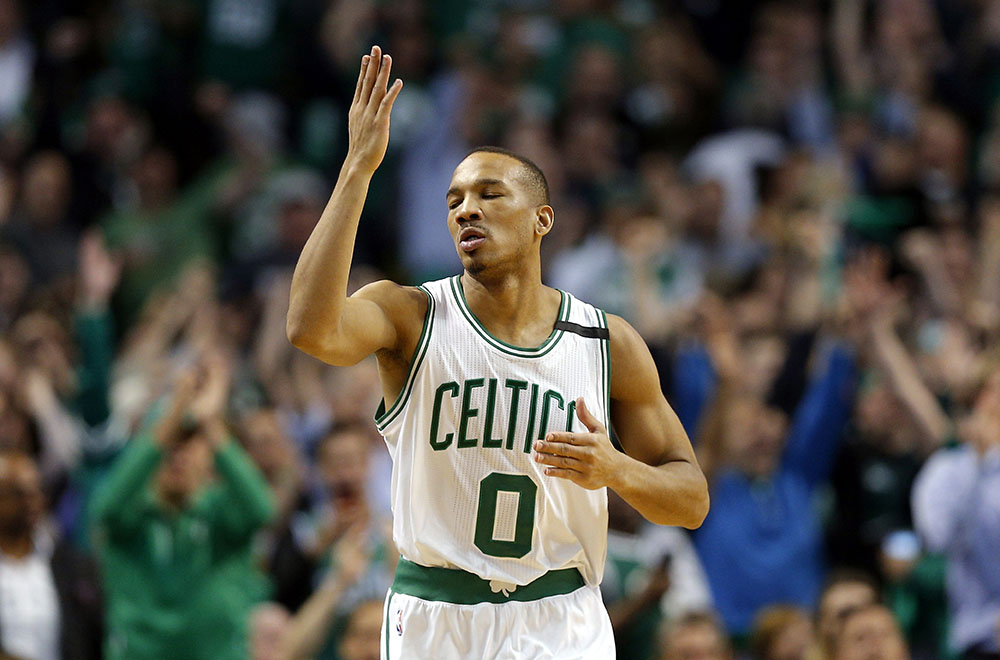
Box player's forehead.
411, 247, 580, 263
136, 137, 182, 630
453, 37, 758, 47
449, 152, 525, 191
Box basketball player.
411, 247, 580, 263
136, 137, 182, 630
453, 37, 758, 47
287, 45, 709, 659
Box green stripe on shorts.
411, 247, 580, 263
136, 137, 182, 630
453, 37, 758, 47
392, 559, 585, 604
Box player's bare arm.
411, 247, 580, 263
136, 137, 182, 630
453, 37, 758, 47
532, 314, 709, 529
287, 46, 423, 377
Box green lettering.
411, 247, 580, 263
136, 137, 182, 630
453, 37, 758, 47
504, 379, 528, 451
482, 379, 503, 448
429, 381, 459, 450
523, 383, 540, 453
565, 399, 577, 432
536, 390, 565, 445
458, 378, 485, 448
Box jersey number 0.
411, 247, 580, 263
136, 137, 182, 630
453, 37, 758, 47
474, 473, 537, 558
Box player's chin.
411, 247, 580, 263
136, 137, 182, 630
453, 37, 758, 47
457, 250, 487, 275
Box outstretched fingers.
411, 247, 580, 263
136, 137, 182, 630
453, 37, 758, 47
360, 45, 381, 104
370, 52, 393, 105
353, 54, 370, 104
377, 78, 404, 118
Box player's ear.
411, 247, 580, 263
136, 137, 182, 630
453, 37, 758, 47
535, 205, 554, 237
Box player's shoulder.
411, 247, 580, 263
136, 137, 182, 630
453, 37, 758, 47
352, 279, 429, 326
604, 313, 648, 357
603, 313, 659, 398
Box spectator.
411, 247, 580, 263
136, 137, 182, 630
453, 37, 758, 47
278, 531, 376, 660
879, 530, 950, 660
248, 602, 290, 660
0, 243, 31, 332
602, 490, 713, 660
90, 355, 274, 660
833, 604, 911, 660
751, 605, 815, 660
197, 0, 297, 94
806, 570, 880, 660
0, 0, 34, 129
336, 599, 383, 660
237, 406, 304, 537
1, 151, 79, 288
912, 369, 1000, 660
270, 422, 394, 613
828, 248, 939, 575
550, 203, 705, 344
101, 144, 217, 326
691, 297, 857, 636
659, 611, 734, 660
0, 450, 103, 660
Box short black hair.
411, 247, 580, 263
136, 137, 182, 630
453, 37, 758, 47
466, 146, 550, 205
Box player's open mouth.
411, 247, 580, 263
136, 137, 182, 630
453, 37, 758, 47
459, 227, 486, 252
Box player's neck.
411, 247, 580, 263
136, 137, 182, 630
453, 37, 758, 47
460, 270, 559, 347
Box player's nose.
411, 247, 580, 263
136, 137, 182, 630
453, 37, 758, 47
454, 197, 482, 223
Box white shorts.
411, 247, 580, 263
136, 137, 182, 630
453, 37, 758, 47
381, 560, 615, 660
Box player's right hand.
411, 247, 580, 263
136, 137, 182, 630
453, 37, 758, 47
347, 45, 403, 175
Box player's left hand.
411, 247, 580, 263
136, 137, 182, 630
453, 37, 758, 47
532, 397, 626, 490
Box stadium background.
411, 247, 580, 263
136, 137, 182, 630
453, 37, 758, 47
0, 0, 997, 658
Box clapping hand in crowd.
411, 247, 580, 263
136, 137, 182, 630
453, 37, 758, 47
77, 230, 122, 312
958, 370, 1000, 458
155, 348, 233, 451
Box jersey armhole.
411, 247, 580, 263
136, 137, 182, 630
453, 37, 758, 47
375, 286, 435, 431
597, 309, 614, 444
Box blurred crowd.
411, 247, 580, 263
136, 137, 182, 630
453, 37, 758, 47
0, 0, 999, 659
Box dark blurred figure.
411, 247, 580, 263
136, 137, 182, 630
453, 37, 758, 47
102, 143, 216, 325
0, 450, 102, 660
72, 92, 151, 228
0, 243, 31, 331
2, 152, 79, 288
0, 0, 34, 134
828, 375, 924, 576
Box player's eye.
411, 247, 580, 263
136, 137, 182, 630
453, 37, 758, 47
482, 192, 502, 199
448, 199, 461, 209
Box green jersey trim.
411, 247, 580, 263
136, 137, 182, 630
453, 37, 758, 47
374, 286, 435, 432
384, 588, 394, 659
598, 309, 612, 432
449, 275, 570, 358
392, 558, 585, 604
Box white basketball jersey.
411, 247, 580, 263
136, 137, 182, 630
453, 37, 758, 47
375, 275, 611, 587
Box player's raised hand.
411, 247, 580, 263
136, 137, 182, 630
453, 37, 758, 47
532, 398, 626, 490
347, 45, 403, 175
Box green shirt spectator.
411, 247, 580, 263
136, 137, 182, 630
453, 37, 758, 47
197, 0, 293, 92
90, 376, 275, 660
